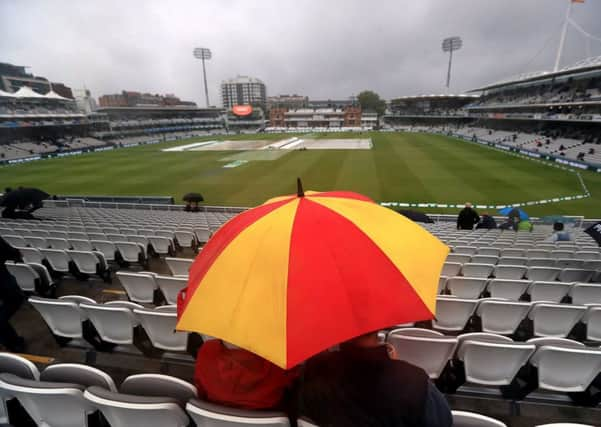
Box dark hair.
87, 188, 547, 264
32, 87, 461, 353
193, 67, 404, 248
553, 222, 564, 231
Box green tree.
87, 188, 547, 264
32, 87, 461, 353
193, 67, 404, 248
357, 90, 386, 116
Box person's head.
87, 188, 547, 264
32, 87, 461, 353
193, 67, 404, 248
4, 187, 11, 194
465, 202, 472, 209
553, 221, 565, 231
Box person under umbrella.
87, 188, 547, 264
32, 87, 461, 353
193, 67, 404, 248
177, 180, 451, 422
183, 192, 204, 212
1, 187, 49, 219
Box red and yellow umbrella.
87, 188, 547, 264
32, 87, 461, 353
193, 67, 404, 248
177, 183, 449, 369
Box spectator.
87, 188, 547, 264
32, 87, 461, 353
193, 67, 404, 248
194, 339, 296, 410
548, 222, 572, 242
0, 236, 26, 352
457, 203, 480, 230
476, 213, 497, 229
589, 148, 595, 155
517, 218, 534, 232
299, 332, 452, 427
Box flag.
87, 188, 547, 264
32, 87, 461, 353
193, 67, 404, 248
584, 222, 601, 246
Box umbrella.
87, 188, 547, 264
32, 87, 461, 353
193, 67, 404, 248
177, 179, 449, 369
0, 188, 49, 210
498, 207, 529, 220
397, 209, 433, 223
183, 192, 204, 203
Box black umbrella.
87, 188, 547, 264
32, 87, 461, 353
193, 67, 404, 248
397, 209, 434, 223
182, 192, 204, 203
584, 222, 601, 247
1, 188, 49, 210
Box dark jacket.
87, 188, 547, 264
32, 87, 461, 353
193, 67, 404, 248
476, 215, 497, 230
457, 207, 480, 230
299, 345, 452, 427
0, 236, 21, 277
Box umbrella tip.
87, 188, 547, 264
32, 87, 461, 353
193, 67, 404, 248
296, 177, 304, 197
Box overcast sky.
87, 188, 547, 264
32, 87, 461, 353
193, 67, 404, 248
2, 0, 601, 106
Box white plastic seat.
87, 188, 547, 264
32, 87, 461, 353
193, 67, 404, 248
526, 267, 561, 282
40, 248, 71, 273
438, 276, 447, 294
555, 259, 584, 269
48, 231, 68, 239
148, 236, 174, 255
117, 272, 157, 303
457, 340, 535, 385
388, 335, 457, 378
527, 258, 556, 267
477, 300, 532, 335
529, 303, 586, 337
558, 268, 594, 283
584, 306, 601, 342
29, 296, 85, 338
6, 263, 40, 292
67, 232, 88, 241
487, 279, 530, 301
174, 231, 196, 248
156, 275, 188, 305
46, 237, 70, 250
446, 277, 488, 299
526, 337, 585, 350
447, 254, 471, 264
88, 233, 107, 242
84, 386, 189, 427
529, 281, 572, 303
80, 303, 138, 345
115, 242, 146, 264
552, 250, 574, 259
186, 398, 290, 426
477, 248, 501, 257
120, 374, 197, 405
454, 246, 477, 255
574, 251, 600, 260
24, 236, 47, 249
461, 263, 494, 278
0, 373, 93, 427
0, 353, 40, 423
530, 346, 601, 392
387, 328, 444, 338
451, 410, 507, 427
41, 363, 117, 392
502, 248, 525, 258
570, 284, 601, 305
2, 235, 26, 248
493, 265, 527, 280
536, 424, 595, 427
165, 257, 193, 277
433, 297, 479, 331
91, 240, 116, 261
69, 239, 93, 252
66, 250, 104, 276
133, 308, 189, 351
470, 255, 498, 265
194, 228, 211, 244
497, 257, 528, 266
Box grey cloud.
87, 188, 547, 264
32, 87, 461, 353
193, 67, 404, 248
1, 0, 600, 105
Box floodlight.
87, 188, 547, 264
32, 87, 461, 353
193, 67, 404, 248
442, 36, 463, 89
193, 47, 212, 107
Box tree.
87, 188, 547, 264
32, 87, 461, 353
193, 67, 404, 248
357, 90, 386, 116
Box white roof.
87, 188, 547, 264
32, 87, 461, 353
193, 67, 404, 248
45, 90, 70, 100
14, 86, 47, 99
0, 89, 14, 97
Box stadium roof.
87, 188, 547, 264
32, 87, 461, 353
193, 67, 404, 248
470, 56, 601, 92
391, 94, 479, 101
14, 86, 47, 98
45, 90, 70, 100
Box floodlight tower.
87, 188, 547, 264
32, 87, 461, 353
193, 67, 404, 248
442, 36, 463, 90
193, 47, 212, 107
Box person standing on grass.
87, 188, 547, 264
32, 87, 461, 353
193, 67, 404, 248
457, 202, 480, 230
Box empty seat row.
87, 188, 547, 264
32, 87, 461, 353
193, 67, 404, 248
451, 246, 600, 259
117, 271, 187, 304
442, 262, 599, 282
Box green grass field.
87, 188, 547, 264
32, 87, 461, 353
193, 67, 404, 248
2, 132, 601, 217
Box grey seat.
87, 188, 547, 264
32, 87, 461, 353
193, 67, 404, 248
529, 303, 586, 337
6, 263, 40, 292
570, 284, 601, 305
186, 398, 290, 426
120, 374, 197, 405
527, 258, 556, 268
470, 255, 498, 265
452, 410, 507, 427
529, 281, 572, 303
446, 254, 471, 264
18, 247, 45, 264
446, 277, 488, 299
461, 263, 494, 278
387, 334, 457, 379
67, 250, 107, 278
433, 297, 479, 332
497, 257, 528, 266
0, 373, 93, 427
493, 265, 527, 280
477, 300, 532, 335
69, 239, 94, 252
487, 279, 530, 301
526, 267, 561, 282
115, 241, 146, 265
46, 237, 71, 250
84, 386, 189, 427
117, 272, 157, 303
0, 353, 40, 423
194, 228, 211, 244
91, 240, 116, 262
174, 231, 197, 248
156, 275, 188, 305
24, 236, 47, 249
558, 268, 594, 283
41, 363, 117, 392
80, 303, 138, 345
29, 296, 85, 339
133, 308, 189, 351
148, 237, 174, 256
40, 248, 71, 274
165, 257, 193, 276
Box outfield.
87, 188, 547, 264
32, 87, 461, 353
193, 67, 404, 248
2, 132, 601, 217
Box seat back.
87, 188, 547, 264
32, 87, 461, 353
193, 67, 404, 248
84, 386, 189, 427
532, 346, 601, 392
165, 257, 193, 277
478, 301, 531, 335
80, 304, 137, 344
186, 398, 290, 426
155, 276, 187, 305
6, 263, 39, 292
433, 297, 478, 331
41, 363, 117, 392
571, 284, 601, 305
40, 249, 70, 272
120, 374, 196, 405
529, 304, 586, 338
0, 373, 91, 427
387, 335, 457, 379
133, 309, 189, 351
458, 341, 535, 385
487, 279, 530, 301
66, 251, 99, 275
18, 247, 44, 264
29, 297, 84, 338
116, 272, 157, 303
0, 353, 39, 380
529, 282, 572, 303
493, 265, 527, 280
461, 263, 494, 278
452, 410, 507, 427
91, 240, 116, 261
527, 267, 561, 282
558, 269, 594, 283
69, 239, 93, 252
46, 238, 70, 250
446, 277, 488, 299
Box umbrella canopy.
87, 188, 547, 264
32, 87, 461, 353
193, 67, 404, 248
182, 192, 204, 203
498, 207, 529, 220
584, 222, 601, 247
397, 209, 433, 223
0, 188, 49, 210
177, 183, 448, 369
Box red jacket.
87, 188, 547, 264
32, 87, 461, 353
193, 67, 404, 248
194, 340, 296, 410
